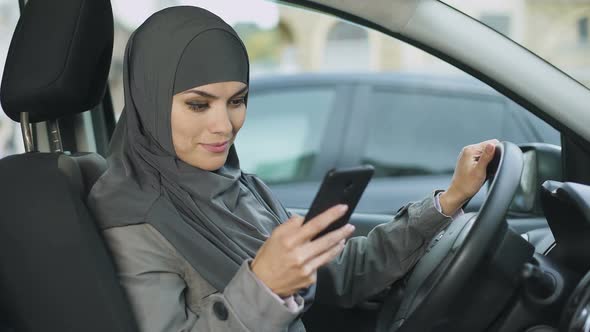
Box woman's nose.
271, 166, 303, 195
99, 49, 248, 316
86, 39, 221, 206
208, 106, 233, 135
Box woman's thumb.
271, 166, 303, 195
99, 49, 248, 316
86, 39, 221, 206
477, 143, 496, 169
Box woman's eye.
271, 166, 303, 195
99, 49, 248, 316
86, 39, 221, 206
229, 97, 245, 107
186, 102, 208, 112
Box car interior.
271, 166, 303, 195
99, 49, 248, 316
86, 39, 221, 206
1, 0, 590, 331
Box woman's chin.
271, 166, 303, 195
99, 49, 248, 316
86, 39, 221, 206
202, 163, 226, 171
190, 154, 228, 171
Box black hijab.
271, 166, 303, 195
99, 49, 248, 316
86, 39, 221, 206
88, 6, 315, 307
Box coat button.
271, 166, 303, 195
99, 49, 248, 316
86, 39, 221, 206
213, 301, 228, 321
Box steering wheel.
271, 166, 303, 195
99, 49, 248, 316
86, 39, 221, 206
375, 141, 524, 332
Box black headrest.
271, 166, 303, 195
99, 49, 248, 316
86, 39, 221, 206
0, 0, 113, 123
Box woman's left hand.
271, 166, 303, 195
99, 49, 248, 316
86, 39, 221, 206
439, 139, 499, 216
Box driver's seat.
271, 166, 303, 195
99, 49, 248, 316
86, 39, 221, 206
0, 0, 138, 331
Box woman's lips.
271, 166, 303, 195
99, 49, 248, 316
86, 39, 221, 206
200, 141, 229, 153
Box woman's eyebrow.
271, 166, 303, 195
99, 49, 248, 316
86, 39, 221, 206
182, 86, 248, 99
183, 89, 218, 99
231, 86, 249, 97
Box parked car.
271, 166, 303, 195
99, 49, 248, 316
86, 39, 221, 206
238, 72, 560, 214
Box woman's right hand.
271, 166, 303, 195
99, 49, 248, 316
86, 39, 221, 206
250, 205, 355, 298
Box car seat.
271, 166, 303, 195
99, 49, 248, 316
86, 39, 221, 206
0, 0, 139, 331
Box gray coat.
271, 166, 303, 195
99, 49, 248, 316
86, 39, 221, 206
103, 193, 451, 332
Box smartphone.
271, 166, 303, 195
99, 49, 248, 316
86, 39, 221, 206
303, 165, 374, 239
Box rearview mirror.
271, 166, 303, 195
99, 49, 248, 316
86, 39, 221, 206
507, 143, 562, 216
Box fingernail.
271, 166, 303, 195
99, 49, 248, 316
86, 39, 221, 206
338, 204, 349, 213
485, 144, 493, 153
347, 224, 355, 231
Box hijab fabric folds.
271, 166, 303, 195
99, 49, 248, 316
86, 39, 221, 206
88, 6, 315, 306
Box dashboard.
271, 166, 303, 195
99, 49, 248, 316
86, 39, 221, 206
540, 181, 590, 331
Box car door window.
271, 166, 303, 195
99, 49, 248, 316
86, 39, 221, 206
0, 0, 22, 158
235, 88, 335, 184
521, 108, 562, 146
362, 89, 532, 177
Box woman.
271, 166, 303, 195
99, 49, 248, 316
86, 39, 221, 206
88, 6, 496, 332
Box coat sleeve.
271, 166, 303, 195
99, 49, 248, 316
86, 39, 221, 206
317, 193, 453, 307
103, 224, 303, 332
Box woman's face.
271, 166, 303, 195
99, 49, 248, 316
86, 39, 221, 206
171, 81, 248, 171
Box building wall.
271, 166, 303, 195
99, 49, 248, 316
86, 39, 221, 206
278, 6, 402, 72
524, 0, 590, 86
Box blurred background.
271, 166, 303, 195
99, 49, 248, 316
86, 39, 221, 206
0, 0, 586, 210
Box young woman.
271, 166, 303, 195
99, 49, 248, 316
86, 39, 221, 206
89, 6, 497, 332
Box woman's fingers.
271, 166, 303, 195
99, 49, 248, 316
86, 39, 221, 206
259, 207, 354, 294
291, 240, 347, 290
305, 239, 347, 272
302, 223, 355, 259
295, 204, 348, 243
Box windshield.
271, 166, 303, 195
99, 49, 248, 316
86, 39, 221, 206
444, 0, 590, 89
